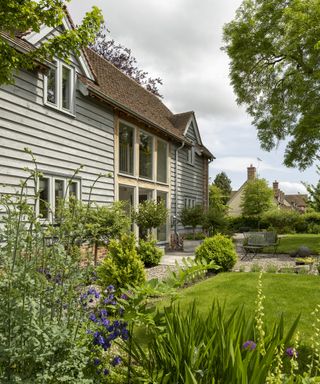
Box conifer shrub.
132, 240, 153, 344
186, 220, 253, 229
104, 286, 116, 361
195, 234, 237, 272
137, 239, 163, 267
97, 234, 146, 289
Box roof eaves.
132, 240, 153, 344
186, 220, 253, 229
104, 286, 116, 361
84, 80, 186, 144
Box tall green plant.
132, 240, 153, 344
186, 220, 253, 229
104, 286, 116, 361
0, 172, 93, 382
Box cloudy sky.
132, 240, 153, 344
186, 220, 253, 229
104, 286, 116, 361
69, 0, 318, 194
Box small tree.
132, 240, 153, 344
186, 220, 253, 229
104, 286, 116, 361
133, 200, 168, 239
85, 202, 131, 265
180, 205, 204, 239
213, 172, 232, 204
241, 179, 274, 217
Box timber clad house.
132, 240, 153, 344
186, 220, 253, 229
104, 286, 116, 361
0, 13, 214, 245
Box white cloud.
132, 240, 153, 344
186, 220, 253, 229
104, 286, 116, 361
210, 157, 279, 173
279, 182, 307, 195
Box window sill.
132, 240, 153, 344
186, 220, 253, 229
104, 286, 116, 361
44, 101, 76, 118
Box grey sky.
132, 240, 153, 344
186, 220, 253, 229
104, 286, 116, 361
70, 0, 317, 194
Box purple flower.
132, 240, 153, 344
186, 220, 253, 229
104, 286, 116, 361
101, 318, 110, 327
100, 309, 108, 317
286, 347, 298, 358
107, 285, 115, 292
93, 358, 100, 366
89, 313, 97, 322
120, 293, 128, 300
242, 340, 256, 351
111, 356, 122, 366
103, 369, 109, 375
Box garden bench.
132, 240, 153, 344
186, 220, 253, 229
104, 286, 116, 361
242, 232, 279, 260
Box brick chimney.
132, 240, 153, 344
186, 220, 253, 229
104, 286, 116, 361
247, 164, 256, 181
273, 181, 279, 198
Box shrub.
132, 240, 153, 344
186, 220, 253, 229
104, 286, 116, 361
260, 209, 300, 234
137, 239, 163, 267
97, 234, 146, 289
195, 234, 237, 271
227, 215, 263, 232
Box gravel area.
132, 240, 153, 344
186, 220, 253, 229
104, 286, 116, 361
145, 265, 179, 281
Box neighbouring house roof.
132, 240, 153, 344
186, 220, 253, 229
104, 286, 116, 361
229, 191, 237, 200
285, 194, 308, 207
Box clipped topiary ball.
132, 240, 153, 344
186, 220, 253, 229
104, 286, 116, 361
195, 234, 237, 272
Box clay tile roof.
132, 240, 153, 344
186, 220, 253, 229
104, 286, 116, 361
285, 194, 308, 207
1, 32, 35, 53
169, 111, 194, 134
85, 49, 179, 133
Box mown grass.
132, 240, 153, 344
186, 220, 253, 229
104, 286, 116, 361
161, 272, 320, 344
264, 234, 320, 254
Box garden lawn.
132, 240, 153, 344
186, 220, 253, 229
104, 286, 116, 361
162, 272, 320, 344
264, 234, 320, 254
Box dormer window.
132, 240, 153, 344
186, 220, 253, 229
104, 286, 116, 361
44, 60, 75, 114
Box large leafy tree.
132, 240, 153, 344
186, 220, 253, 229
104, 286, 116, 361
213, 172, 232, 203
241, 179, 274, 216
223, 0, 320, 169
0, 1, 103, 85
90, 24, 163, 97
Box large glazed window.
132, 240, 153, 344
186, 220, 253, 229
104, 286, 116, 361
157, 140, 168, 183
139, 132, 153, 179
157, 191, 167, 242
119, 123, 134, 175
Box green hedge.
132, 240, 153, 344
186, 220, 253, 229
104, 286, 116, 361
228, 211, 320, 234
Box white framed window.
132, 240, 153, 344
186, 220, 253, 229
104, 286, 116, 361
37, 175, 81, 221
187, 146, 195, 165
44, 60, 75, 114
184, 197, 196, 208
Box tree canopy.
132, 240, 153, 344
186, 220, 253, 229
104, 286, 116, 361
213, 172, 232, 203
0, 1, 103, 85
241, 178, 274, 216
223, 0, 320, 169
90, 24, 163, 97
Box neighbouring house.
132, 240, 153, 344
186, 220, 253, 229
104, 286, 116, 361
0, 12, 214, 246
227, 165, 307, 216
